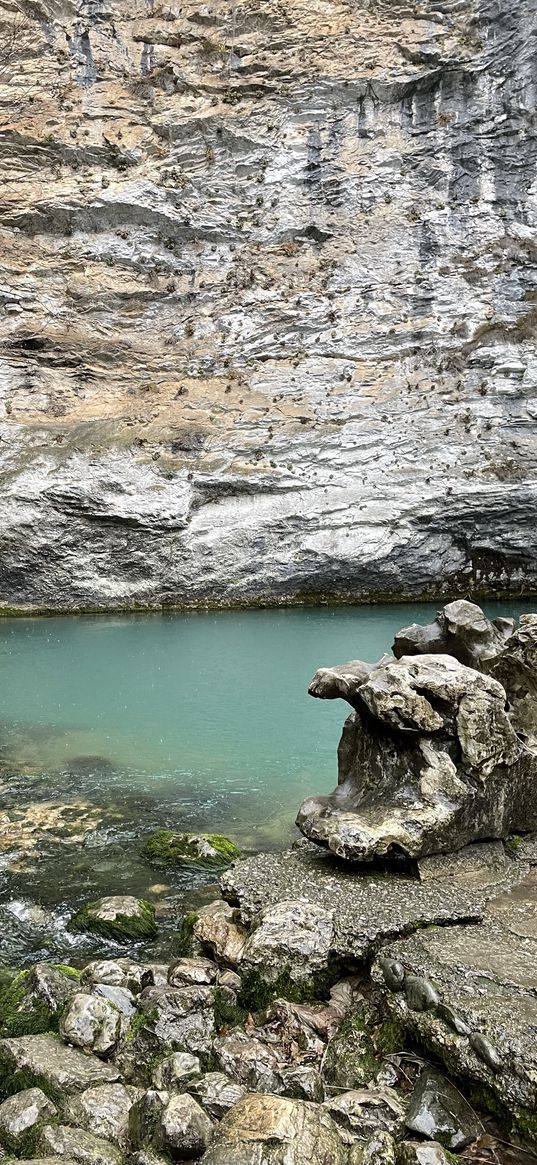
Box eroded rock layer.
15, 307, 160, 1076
0, 0, 536, 607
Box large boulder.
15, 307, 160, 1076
0, 966, 81, 1038
199, 1093, 348, 1165
0, 1034, 120, 1096
37, 1125, 122, 1165
297, 608, 537, 861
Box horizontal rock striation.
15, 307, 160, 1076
0, 0, 536, 608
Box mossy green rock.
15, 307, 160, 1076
144, 831, 240, 869
0, 966, 81, 1039
70, 896, 157, 943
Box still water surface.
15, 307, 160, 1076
0, 600, 531, 965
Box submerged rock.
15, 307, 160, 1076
144, 832, 239, 870
70, 897, 158, 943
405, 1069, 480, 1151
199, 1093, 348, 1165
297, 602, 537, 861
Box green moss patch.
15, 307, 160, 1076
237, 967, 333, 1013
143, 830, 240, 869
0, 973, 60, 1039
70, 899, 157, 942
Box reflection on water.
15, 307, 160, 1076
0, 600, 533, 966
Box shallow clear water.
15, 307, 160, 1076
0, 600, 532, 966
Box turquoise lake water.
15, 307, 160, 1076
0, 599, 533, 965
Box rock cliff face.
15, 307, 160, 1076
0, 0, 536, 609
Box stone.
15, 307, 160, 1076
241, 899, 335, 986
279, 1066, 324, 1104
144, 832, 239, 869
137, 985, 217, 1055
156, 1093, 213, 1159
0, 966, 81, 1038
324, 1089, 406, 1142
297, 606, 537, 861
0, 1088, 57, 1155
64, 1084, 142, 1147
168, 959, 218, 988
93, 984, 136, 1017
0, 1034, 120, 1095
193, 902, 247, 969
70, 897, 157, 943
350, 1133, 397, 1165
405, 1069, 480, 1151
151, 1053, 201, 1091
129, 1090, 212, 1160
37, 1125, 123, 1165
199, 1092, 348, 1164
60, 993, 122, 1057
397, 1145, 455, 1165
213, 1033, 284, 1095
81, 961, 154, 994
186, 1073, 246, 1120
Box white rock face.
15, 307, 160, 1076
0, 1, 536, 608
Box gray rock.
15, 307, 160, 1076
156, 1093, 212, 1160
186, 1073, 246, 1120
213, 1033, 284, 1095
0, 1088, 57, 1155
350, 1132, 397, 1165
372, 875, 537, 1126
397, 1144, 460, 1165
0, 1034, 120, 1094
137, 985, 217, 1055
37, 1125, 123, 1165
151, 1053, 201, 1091
94, 985, 136, 1018
393, 600, 511, 671
168, 959, 218, 988
60, 993, 122, 1057
129, 1090, 212, 1160
26, 965, 81, 1014
81, 961, 153, 994
405, 1069, 480, 1151
297, 645, 536, 861
193, 902, 247, 969
199, 1092, 348, 1164
64, 1084, 142, 1147
324, 1089, 406, 1141
241, 899, 335, 985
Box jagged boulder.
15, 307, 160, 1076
199, 1093, 348, 1165
297, 604, 537, 861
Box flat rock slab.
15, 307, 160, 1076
0, 1034, 120, 1095
221, 842, 529, 963
372, 869, 537, 1122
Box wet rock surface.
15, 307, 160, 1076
298, 602, 537, 861
1, 2, 537, 612
404, 1069, 479, 1150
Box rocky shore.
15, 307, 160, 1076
2, 600, 537, 1163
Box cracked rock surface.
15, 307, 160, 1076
1, 2, 537, 609
298, 602, 537, 861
